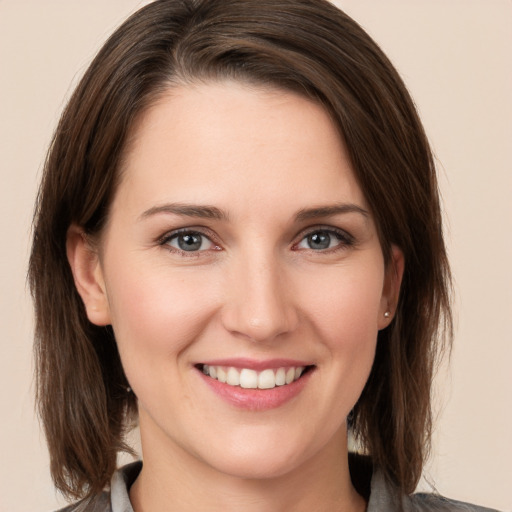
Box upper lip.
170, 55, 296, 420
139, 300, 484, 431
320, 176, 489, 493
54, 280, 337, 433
197, 358, 313, 371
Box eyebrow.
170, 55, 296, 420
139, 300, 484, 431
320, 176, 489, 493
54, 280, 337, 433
294, 203, 369, 222
139, 203, 228, 221
139, 202, 369, 223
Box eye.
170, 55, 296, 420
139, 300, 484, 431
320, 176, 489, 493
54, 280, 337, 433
163, 231, 216, 252
296, 229, 352, 251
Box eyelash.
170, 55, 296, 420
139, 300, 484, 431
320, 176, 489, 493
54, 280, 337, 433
157, 226, 355, 256
158, 228, 220, 257
293, 226, 355, 253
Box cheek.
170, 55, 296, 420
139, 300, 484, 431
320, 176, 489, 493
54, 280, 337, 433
298, 263, 384, 407
300, 263, 384, 345
105, 261, 220, 368
105, 264, 225, 419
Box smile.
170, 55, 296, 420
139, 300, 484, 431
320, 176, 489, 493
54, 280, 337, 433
201, 365, 308, 389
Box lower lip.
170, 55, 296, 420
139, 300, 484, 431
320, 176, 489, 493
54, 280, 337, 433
198, 369, 313, 411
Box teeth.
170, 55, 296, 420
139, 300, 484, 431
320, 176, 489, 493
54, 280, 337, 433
258, 369, 275, 389
202, 365, 306, 389
275, 368, 286, 386
217, 367, 227, 383
240, 369, 258, 389
226, 367, 240, 386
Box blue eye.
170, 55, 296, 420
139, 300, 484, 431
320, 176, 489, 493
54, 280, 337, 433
165, 232, 214, 252
296, 229, 352, 251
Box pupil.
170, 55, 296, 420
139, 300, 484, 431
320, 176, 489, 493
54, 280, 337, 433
308, 232, 330, 250
178, 234, 201, 251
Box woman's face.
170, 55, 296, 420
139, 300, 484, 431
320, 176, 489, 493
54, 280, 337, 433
73, 82, 402, 479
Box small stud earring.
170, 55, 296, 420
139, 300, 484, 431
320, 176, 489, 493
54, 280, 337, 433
384, 311, 391, 318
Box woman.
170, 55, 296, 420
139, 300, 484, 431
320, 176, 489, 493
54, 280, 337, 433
28, 1, 498, 511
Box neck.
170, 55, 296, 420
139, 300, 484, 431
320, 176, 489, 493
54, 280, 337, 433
130, 418, 366, 512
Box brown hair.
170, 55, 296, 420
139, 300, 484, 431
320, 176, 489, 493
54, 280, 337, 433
29, 0, 452, 501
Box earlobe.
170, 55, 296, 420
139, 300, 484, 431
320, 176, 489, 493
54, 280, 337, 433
378, 245, 405, 330
66, 225, 111, 326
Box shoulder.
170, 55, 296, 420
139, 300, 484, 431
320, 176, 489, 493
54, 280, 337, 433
55, 492, 111, 512
54, 461, 141, 512
408, 493, 502, 512
363, 458, 502, 512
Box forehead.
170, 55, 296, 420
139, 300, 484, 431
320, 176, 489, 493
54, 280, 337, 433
115, 81, 367, 219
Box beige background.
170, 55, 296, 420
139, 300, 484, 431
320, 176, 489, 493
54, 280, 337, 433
0, 1, 511, 511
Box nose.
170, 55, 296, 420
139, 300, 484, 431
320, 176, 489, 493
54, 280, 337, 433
221, 249, 299, 343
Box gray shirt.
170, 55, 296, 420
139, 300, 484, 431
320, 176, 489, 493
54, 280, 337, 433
58, 460, 500, 512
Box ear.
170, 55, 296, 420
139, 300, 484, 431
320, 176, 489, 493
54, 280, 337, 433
378, 244, 405, 330
66, 225, 111, 326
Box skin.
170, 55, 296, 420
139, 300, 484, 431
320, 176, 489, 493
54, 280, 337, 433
68, 82, 403, 511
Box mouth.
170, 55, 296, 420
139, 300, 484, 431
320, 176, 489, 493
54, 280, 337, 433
196, 363, 315, 390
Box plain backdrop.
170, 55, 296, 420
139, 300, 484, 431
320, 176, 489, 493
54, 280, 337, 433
0, 1, 510, 511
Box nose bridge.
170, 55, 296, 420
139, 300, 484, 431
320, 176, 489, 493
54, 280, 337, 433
222, 245, 297, 342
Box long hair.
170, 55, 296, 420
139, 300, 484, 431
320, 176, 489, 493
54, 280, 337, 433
29, 0, 452, 500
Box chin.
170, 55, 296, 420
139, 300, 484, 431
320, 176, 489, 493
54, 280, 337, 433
191, 424, 338, 482
207, 450, 305, 481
